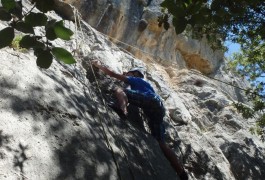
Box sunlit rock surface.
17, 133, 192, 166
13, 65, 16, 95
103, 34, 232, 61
63, 0, 223, 74
0, 1, 264, 180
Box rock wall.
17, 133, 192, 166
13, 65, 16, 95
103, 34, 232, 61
0, 1, 265, 180
63, 0, 223, 75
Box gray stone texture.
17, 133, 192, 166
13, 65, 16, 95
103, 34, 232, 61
0, 0, 264, 180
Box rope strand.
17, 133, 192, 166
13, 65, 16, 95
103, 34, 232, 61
73, 8, 136, 180
71, 7, 263, 180
95, 30, 264, 99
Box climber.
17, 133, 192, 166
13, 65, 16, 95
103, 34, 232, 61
92, 60, 188, 180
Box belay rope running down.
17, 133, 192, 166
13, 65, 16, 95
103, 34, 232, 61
71, 6, 262, 179
72, 4, 260, 100
73, 8, 136, 180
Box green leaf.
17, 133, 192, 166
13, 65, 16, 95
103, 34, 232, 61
160, 0, 172, 8
189, 11, 211, 27
171, 6, 186, 18
54, 21, 74, 40
216, 8, 228, 17
161, 0, 185, 17
0, 27, 14, 49
46, 27, 57, 40
52, 47, 76, 64
188, 16, 197, 27
1, 0, 16, 11
25, 12, 48, 27
211, 0, 222, 10
45, 20, 57, 40
9, 0, 22, 19
34, 48, 43, 56
187, 1, 202, 15
14, 21, 34, 34
0, 7, 12, 21
19, 35, 45, 49
172, 17, 187, 34
32, 0, 55, 13
199, 7, 211, 16
36, 49, 53, 69
212, 15, 223, 25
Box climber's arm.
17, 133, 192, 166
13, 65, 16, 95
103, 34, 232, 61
92, 60, 127, 82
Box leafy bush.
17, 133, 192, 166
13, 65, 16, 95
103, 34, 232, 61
0, 0, 76, 69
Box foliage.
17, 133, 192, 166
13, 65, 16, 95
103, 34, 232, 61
230, 37, 265, 139
0, 0, 76, 69
158, 0, 265, 43
11, 35, 27, 52
159, 0, 265, 140
230, 36, 265, 89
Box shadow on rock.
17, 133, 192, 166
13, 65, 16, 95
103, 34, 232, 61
220, 139, 265, 180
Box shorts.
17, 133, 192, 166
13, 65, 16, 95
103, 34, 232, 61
124, 89, 166, 142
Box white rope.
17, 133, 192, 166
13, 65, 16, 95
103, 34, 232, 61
96, 3, 111, 28
73, 8, 79, 54
72, 8, 136, 180
73, 8, 91, 57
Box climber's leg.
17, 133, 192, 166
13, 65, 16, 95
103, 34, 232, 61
158, 141, 188, 179
114, 87, 128, 115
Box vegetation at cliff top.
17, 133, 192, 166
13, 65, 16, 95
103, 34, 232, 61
0, 0, 76, 69
159, 0, 265, 140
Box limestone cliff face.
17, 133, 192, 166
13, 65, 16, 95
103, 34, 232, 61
0, 1, 265, 180
63, 0, 223, 75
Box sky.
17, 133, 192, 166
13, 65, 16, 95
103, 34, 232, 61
224, 41, 241, 58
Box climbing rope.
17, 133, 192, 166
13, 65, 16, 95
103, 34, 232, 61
73, 8, 136, 180
96, 31, 158, 64
96, 3, 111, 28
71, 6, 264, 179
85, 20, 265, 171
73, 9, 90, 57
94, 29, 264, 100
73, 8, 123, 180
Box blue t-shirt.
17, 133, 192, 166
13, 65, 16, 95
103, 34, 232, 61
126, 76, 155, 95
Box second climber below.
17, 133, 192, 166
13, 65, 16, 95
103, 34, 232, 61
92, 60, 188, 180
